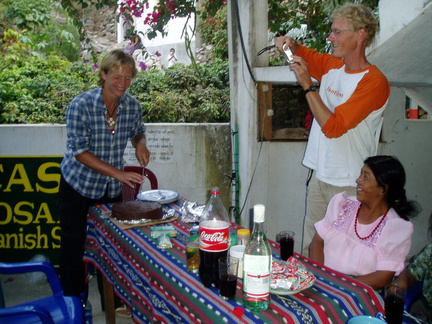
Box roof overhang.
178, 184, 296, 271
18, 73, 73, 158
368, 4, 432, 112
368, 4, 432, 87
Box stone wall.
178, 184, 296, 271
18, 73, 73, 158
79, 6, 118, 60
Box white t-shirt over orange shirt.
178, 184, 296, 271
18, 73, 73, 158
298, 46, 391, 187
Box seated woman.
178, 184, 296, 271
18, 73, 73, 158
309, 155, 419, 290
124, 34, 142, 55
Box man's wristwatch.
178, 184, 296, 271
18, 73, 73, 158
304, 86, 317, 95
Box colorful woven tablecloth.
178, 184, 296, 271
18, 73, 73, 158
84, 201, 385, 324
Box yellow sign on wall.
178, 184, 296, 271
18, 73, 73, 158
0, 157, 62, 265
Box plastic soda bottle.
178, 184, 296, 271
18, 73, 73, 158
198, 187, 230, 288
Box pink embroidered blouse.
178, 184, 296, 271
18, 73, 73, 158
314, 192, 413, 276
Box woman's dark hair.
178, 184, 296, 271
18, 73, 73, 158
364, 155, 420, 220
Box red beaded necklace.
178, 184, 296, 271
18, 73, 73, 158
354, 204, 389, 240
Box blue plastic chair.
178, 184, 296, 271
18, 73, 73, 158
0, 261, 84, 324
404, 281, 424, 312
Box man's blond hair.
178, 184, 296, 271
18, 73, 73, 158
330, 3, 378, 47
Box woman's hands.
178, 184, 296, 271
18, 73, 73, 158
309, 233, 325, 264
119, 170, 145, 189
75, 151, 145, 188
132, 134, 150, 167
355, 271, 395, 291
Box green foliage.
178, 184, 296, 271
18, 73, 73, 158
2, 0, 52, 31
268, 0, 379, 54
128, 61, 229, 123
1, 37, 230, 124
198, 6, 228, 60
0, 0, 81, 61
0, 43, 97, 124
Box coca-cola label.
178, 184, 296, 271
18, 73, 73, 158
199, 221, 229, 252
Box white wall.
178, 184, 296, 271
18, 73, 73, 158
378, 0, 432, 44
0, 123, 232, 208
377, 0, 432, 255
380, 89, 432, 255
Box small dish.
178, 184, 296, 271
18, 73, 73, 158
270, 259, 316, 295
137, 190, 179, 204
346, 315, 386, 324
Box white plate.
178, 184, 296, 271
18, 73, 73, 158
137, 190, 179, 204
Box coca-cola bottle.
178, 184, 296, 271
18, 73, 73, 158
199, 187, 230, 288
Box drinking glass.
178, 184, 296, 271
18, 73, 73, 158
384, 283, 406, 324
186, 241, 200, 273
276, 231, 295, 261
218, 256, 239, 300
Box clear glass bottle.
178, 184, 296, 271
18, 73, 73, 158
199, 187, 230, 288
243, 204, 272, 311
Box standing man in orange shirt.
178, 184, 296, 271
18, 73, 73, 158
276, 3, 390, 256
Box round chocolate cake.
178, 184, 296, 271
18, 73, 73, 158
111, 201, 163, 221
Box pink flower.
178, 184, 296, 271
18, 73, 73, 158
133, 10, 143, 18
92, 63, 99, 70
139, 62, 147, 71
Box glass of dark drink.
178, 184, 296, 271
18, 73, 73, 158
276, 231, 295, 261
384, 283, 406, 324
218, 256, 239, 300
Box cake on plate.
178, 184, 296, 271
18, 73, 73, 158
111, 200, 163, 221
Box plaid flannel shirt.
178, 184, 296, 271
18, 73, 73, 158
61, 87, 145, 199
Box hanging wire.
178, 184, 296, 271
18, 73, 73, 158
232, 0, 270, 221
257, 45, 276, 56
233, 0, 256, 84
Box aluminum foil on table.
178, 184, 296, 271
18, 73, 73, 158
111, 207, 176, 225
180, 199, 205, 223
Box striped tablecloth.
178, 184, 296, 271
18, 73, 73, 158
84, 201, 385, 324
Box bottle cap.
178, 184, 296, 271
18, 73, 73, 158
210, 187, 220, 194
253, 204, 265, 223
233, 307, 244, 317
237, 229, 250, 236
